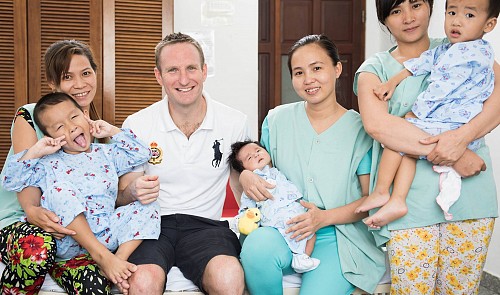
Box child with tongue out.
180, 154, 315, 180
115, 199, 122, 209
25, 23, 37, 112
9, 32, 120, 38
2, 92, 160, 288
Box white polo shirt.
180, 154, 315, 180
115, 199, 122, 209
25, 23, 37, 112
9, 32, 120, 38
123, 92, 249, 220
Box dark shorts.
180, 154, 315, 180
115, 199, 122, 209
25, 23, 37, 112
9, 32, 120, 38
128, 214, 241, 290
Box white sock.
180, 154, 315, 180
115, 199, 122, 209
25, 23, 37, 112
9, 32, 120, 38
291, 253, 320, 273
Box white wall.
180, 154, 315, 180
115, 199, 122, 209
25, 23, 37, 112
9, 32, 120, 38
365, 0, 500, 277
173, 0, 259, 140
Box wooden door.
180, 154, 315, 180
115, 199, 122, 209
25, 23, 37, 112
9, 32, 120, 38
102, 0, 172, 125
258, 0, 365, 129
0, 0, 21, 169
0, 0, 173, 169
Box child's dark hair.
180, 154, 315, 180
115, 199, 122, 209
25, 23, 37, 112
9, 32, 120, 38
34, 92, 83, 136
445, 0, 499, 18
228, 140, 264, 173
488, 0, 500, 18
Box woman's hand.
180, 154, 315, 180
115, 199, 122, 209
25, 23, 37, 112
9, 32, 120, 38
239, 170, 275, 201
452, 149, 486, 178
420, 128, 469, 166
24, 205, 75, 239
285, 201, 325, 241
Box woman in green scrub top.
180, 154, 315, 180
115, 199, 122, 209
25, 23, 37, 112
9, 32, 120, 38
239, 35, 386, 295
354, 0, 499, 293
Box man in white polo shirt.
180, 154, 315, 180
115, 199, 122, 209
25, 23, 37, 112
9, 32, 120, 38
117, 32, 249, 295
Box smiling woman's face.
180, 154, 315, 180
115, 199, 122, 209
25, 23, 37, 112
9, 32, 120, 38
290, 43, 341, 107
52, 54, 97, 113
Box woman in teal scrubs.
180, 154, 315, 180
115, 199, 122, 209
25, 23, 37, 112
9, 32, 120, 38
354, 0, 499, 293
239, 35, 386, 295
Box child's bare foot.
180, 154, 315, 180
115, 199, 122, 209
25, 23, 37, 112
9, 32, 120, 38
363, 197, 408, 228
116, 279, 130, 295
97, 253, 137, 284
355, 190, 390, 213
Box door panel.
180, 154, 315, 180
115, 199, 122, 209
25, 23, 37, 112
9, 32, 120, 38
337, 53, 353, 110
259, 53, 273, 129
321, 1, 352, 43
281, 0, 313, 51
0, 0, 18, 168
109, 0, 165, 126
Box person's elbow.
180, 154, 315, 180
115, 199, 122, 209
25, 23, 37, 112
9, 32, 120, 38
362, 119, 386, 142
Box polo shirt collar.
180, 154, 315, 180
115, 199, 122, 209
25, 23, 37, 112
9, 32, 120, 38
160, 91, 215, 132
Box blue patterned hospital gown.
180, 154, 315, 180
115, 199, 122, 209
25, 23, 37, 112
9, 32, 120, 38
238, 165, 309, 254
2, 129, 160, 260
404, 39, 494, 151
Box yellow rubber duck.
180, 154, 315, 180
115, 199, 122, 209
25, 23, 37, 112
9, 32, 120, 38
238, 208, 261, 235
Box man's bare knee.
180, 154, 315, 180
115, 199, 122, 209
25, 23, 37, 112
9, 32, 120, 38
203, 255, 244, 295
128, 264, 166, 295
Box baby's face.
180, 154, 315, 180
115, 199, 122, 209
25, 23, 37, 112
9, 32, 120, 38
238, 143, 271, 172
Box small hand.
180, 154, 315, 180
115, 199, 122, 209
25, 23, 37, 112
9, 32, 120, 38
30, 136, 67, 158
286, 200, 323, 241
239, 170, 275, 202
86, 117, 120, 138
373, 82, 394, 101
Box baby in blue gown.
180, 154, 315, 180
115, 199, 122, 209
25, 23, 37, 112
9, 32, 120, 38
229, 140, 319, 273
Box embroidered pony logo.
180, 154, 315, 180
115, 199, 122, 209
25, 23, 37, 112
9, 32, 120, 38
212, 139, 223, 168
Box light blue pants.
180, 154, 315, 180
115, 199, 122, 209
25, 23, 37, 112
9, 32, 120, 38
240, 226, 355, 295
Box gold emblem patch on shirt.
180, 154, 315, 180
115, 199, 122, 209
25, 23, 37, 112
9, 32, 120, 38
149, 142, 163, 165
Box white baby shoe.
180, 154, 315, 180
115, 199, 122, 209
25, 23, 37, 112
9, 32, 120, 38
291, 253, 320, 273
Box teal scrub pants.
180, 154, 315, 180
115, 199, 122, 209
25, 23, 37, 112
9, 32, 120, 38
240, 226, 355, 295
